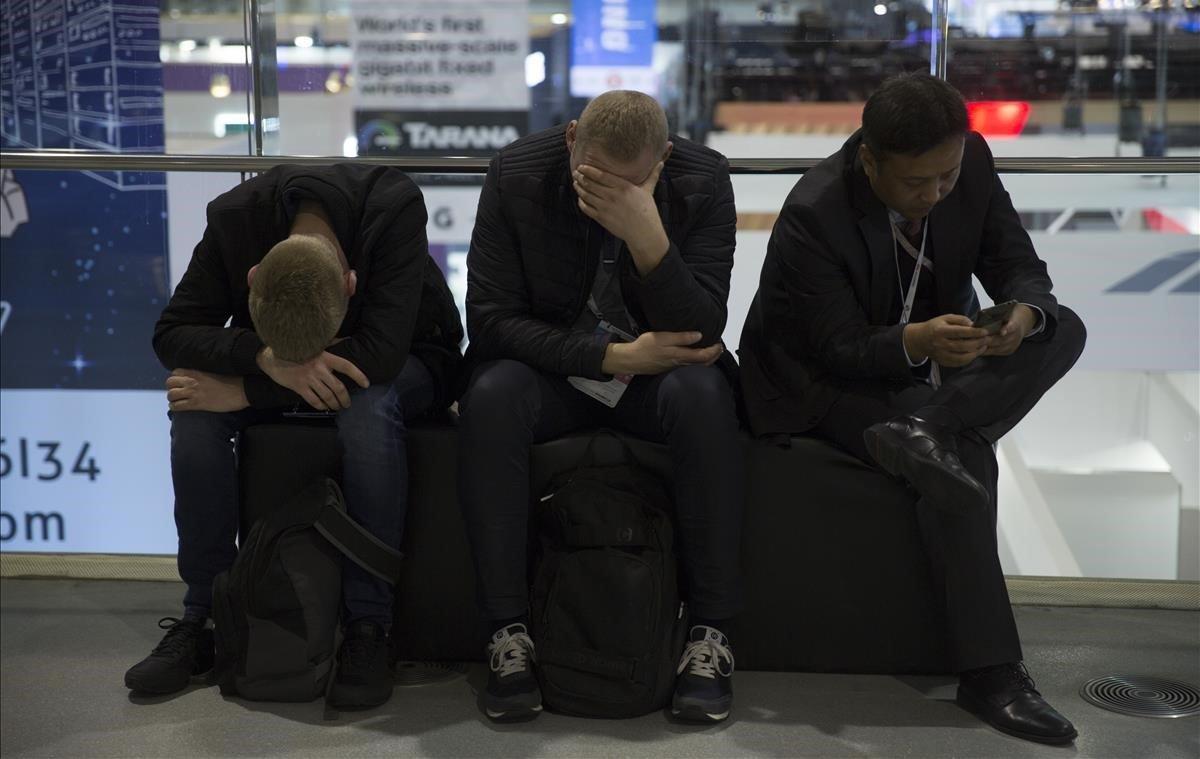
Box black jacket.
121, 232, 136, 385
464, 125, 737, 381
153, 164, 464, 409
739, 131, 1058, 437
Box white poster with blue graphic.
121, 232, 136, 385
1, 0, 175, 554
571, 0, 658, 97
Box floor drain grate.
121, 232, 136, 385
392, 661, 469, 687
1080, 676, 1200, 718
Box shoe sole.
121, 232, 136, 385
956, 691, 1077, 746
671, 704, 729, 723
864, 424, 989, 513
330, 683, 393, 710
671, 694, 732, 724
485, 703, 543, 722
124, 669, 210, 695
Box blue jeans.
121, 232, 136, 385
170, 357, 435, 626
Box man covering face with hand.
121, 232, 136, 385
458, 90, 743, 724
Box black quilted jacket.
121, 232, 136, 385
464, 125, 737, 382
154, 164, 464, 410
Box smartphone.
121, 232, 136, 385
973, 300, 1018, 334
282, 410, 338, 419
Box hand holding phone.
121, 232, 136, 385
973, 300, 1018, 335
982, 302, 1038, 357
902, 314, 990, 368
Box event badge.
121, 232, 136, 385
568, 319, 635, 408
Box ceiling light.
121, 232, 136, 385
209, 73, 232, 99
294, 35, 314, 48
525, 51, 546, 87
550, 13, 568, 25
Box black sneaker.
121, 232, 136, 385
330, 620, 393, 709
124, 616, 214, 695
482, 623, 542, 722
672, 625, 734, 723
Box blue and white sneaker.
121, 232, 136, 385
672, 625, 735, 722
482, 623, 543, 722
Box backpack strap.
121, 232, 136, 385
312, 481, 404, 584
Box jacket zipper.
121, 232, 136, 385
571, 199, 595, 323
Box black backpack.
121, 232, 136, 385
530, 435, 687, 718
211, 477, 402, 702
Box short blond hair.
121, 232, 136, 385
576, 90, 668, 162
248, 235, 345, 362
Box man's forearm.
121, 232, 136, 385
473, 312, 611, 379
601, 342, 631, 375
243, 373, 303, 409
621, 246, 727, 345
625, 224, 671, 278
154, 324, 264, 376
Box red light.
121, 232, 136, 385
1143, 209, 1190, 234
967, 101, 1030, 138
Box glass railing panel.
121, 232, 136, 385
1, 164, 1196, 580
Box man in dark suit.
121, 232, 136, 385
460, 90, 742, 723
739, 74, 1086, 745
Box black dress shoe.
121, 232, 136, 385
957, 662, 1078, 745
863, 416, 989, 513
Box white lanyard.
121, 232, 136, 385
890, 218, 930, 326
890, 217, 943, 387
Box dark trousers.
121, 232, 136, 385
171, 357, 435, 626
458, 360, 744, 623
813, 306, 1087, 672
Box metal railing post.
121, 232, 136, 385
930, 0, 949, 79
247, 0, 280, 157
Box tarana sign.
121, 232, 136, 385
350, 0, 529, 156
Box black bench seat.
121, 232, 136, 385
238, 421, 949, 673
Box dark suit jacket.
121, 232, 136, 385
738, 130, 1058, 437
464, 124, 737, 383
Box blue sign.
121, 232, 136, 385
572, 0, 657, 68
1, 0, 168, 390
1, 0, 174, 558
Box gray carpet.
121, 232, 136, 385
1, 578, 1197, 758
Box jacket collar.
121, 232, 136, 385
273, 167, 359, 266
846, 136, 898, 323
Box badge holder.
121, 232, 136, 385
568, 319, 637, 408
